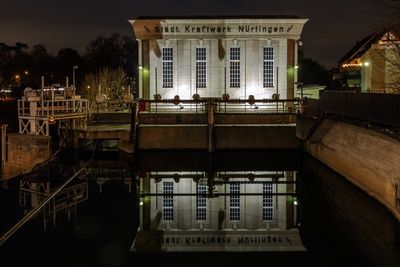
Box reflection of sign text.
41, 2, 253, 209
147, 234, 293, 246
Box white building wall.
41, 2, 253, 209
146, 38, 291, 100
176, 39, 190, 99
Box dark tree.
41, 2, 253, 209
0, 42, 30, 89
298, 50, 330, 86
29, 44, 54, 87
54, 48, 83, 84
83, 33, 137, 77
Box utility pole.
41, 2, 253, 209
72, 65, 79, 89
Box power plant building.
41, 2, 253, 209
129, 16, 308, 101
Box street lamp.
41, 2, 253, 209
72, 65, 79, 89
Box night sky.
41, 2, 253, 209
0, 0, 392, 68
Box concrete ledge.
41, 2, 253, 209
4, 134, 51, 179
138, 125, 208, 150
138, 125, 300, 150
215, 125, 300, 149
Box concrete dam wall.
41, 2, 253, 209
301, 118, 400, 221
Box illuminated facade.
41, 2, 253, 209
338, 31, 400, 92
129, 16, 308, 100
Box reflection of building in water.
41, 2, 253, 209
133, 171, 305, 251
19, 174, 88, 229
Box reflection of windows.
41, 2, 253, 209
162, 47, 173, 88
196, 184, 207, 221
163, 182, 174, 221
263, 182, 273, 221
229, 183, 240, 221
263, 47, 274, 87
196, 47, 207, 88
229, 47, 240, 88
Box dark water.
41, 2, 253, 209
0, 150, 399, 267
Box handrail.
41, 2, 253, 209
136, 98, 300, 114
305, 90, 400, 127
0, 167, 85, 246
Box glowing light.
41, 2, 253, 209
364, 62, 370, 66
24, 70, 29, 75
294, 65, 299, 69
342, 63, 362, 68
139, 201, 143, 206
294, 200, 298, 206
15, 74, 20, 79
138, 66, 143, 70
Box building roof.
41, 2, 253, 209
134, 15, 302, 20
338, 32, 388, 65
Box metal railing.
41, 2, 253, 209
137, 98, 300, 115
304, 90, 400, 127
18, 99, 89, 119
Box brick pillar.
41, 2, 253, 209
287, 39, 295, 111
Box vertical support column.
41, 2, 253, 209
287, 39, 295, 112
1, 124, 7, 180
29, 101, 38, 134
130, 101, 139, 153
286, 171, 294, 229
142, 175, 151, 230
207, 99, 215, 153
142, 40, 150, 100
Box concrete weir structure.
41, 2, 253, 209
297, 92, 400, 221
301, 118, 400, 221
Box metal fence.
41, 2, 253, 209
137, 98, 300, 115
304, 90, 400, 127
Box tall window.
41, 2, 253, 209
163, 182, 174, 221
229, 47, 240, 88
229, 183, 240, 221
263, 47, 274, 88
263, 182, 274, 221
196, 184, 207, 221
196, 47, 207, 88
162, 47, 173, 88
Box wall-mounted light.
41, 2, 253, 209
295, 65, 299, 69
138, 66, 143, 70
363, 62, 370, 66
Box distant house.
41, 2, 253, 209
337, 31, 400, 92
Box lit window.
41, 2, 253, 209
230, 182, 240, 221
263, 47, 274, 88
196, 184, 207, 221
162, 47, 173, 88
263, 182, 274, 221
196, 47, 207, 88
229, 47, 240, 88
163, 182, 174, 221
